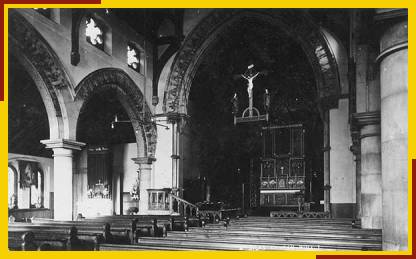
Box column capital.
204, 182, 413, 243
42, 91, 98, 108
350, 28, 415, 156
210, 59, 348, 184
374, 10, 407, 63
352, 111, 380, 128
165, 112, 190, 124
132, 156, 156, 165
40, 139, 86, 150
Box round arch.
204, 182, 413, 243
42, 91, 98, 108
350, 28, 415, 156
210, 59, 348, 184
75, 68, 157, 159
164, 9, 342, 114
9, 11, 73, 139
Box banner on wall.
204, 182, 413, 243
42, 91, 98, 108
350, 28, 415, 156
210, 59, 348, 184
18, 160, 39, 188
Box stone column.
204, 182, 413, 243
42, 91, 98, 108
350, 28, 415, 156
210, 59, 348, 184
132, 157, 153, 215
171, 121, 180, 194
376, 10, 408, 250
353, 112, 382, 229
168, 113, 188, 197
322, 111, 331, 214
350, 128, 361, 219
329, 98, 356, 218
41, 139, 85, 220
352, 28, 382, 227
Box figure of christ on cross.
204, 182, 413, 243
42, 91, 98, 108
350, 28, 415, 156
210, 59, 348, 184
241, 64, 260, 115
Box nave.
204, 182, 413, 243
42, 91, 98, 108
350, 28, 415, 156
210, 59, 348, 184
9, 215, 381, 251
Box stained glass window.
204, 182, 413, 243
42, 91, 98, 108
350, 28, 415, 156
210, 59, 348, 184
127, 44, 141, 73
86, 17, 104, 50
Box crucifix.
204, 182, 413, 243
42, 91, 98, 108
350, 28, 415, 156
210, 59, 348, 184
232, 64, 270, 125
241, 64, 260, 116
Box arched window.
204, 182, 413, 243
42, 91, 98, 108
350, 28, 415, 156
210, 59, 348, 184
8, 166, 17, 209
127, 43, 141, 73
86, 16, 104, 50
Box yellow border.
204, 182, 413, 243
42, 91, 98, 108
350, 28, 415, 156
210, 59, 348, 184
2, 1, 413, 259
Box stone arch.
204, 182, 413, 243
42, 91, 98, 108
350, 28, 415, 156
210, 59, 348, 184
164, 9, 342, 114
9, 11, 73, 139
75, 68, 156, 158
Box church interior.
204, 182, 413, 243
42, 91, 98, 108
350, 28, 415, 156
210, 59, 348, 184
8, 8, 408, 251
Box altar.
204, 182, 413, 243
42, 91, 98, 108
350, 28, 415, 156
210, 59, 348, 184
256, 124, 306, 210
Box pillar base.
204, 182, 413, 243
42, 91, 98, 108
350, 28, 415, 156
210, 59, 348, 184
330, 203, 354, 218
383, 242, 409, 251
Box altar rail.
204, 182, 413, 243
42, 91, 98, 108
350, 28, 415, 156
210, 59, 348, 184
169, 194, 198, 217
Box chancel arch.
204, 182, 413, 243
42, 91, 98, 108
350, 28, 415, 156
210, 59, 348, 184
164, 9, 342, 114
179, 15, 325, 209
162, 9, 353, 217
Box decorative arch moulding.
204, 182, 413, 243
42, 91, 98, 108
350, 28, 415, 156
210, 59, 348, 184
75, 68, 157, 159
163, 9, 341, 115
1, 0, 102, 102
8, 10, 74, 115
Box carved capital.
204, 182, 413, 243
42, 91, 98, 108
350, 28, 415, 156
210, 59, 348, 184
166, 112, 190, 124
40, 139, 86, 151
132, 157, 156, 165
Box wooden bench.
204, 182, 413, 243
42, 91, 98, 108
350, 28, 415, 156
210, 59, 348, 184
29, 215, 193, 240
9, 222, 130, 250
9, 227, 99, 251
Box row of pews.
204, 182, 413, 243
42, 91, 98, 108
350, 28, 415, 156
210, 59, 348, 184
99, 217, 382, 251
9, 215, 199, 251
9, 215, 382, 251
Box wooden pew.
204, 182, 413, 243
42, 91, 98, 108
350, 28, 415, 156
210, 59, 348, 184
8, 227, 99, 251
9, 222, 130, 248
30, 216, 171, 240
9, 216, 382, 251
